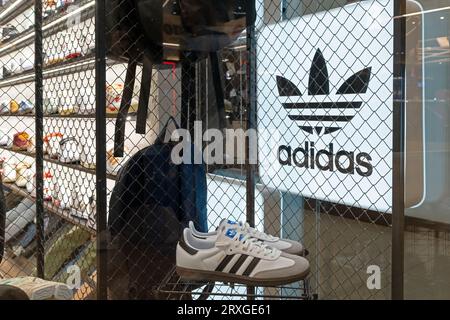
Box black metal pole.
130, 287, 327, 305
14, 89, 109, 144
246, 0, 257, 299
95, 0, 108, 300
34, 0, 45, 279
392, 0, 406, 300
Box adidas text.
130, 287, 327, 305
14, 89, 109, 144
278, 142, 373, 177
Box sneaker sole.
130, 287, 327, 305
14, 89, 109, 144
176, 266, 310, 287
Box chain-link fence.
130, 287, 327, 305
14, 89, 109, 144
0, 0, 405, 300
0, 0, 98, 300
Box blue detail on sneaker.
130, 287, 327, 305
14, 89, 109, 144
226, 229, 237, 239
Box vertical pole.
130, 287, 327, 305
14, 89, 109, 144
34, 0, 45, 279
95, 0, 108, 300
246, 0, 257, 299
392, 0, 406, 301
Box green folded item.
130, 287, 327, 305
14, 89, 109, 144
54, 241, 96, 285
43, 226, 92, 279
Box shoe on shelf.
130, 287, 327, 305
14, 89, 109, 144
2, 161, 17, 183
189, 219, 307, 256
27, 136, 35, 153
44, 132, 63, 159
76, 88, 95, 115
12, 132, 31, 151
27, 171, 53, 201
18, 100, 34, 115
106, 83, 138, 114
176, 226, 310, 287
43, 95, 59, 115
1, 25, 19, 42
15, 162, 32, 188
58, 137, 81, 163
0, 129, 11, 146
0, 101, 9, 114
58, 103, 76, 116
9, 100, 19, 113
0, 277, 72, 300
80, 145, 96, 169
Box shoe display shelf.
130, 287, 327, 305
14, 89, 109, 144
0, 0, 100, 294
0, 0, 33, 28
2, 181, 96, 235
0, 145, 119, 181
156, 267, 315, 300
0, 0, 94, 58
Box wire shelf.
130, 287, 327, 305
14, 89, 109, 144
156, 267, 314, 300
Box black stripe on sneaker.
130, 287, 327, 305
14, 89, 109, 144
229, 255, 249, 274
179, 237, 198, 255
243, 257, 261, 276
215, 254, 234, 272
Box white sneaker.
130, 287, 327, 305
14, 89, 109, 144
176, 226, 310, 286
58, 137, 81, 163
189, 219, 307, 256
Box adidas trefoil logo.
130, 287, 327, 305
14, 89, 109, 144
277, 48, 371, 135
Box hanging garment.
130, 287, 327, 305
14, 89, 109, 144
107, 118, 208, 299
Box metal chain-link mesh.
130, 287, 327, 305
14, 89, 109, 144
0, 0, 407, 301
0, 0, 97, 300
256, 0, 393, 299
0, 0, 40, 283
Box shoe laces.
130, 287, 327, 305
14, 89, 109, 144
240, 222, 277, 241
231, 231, 276, 257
